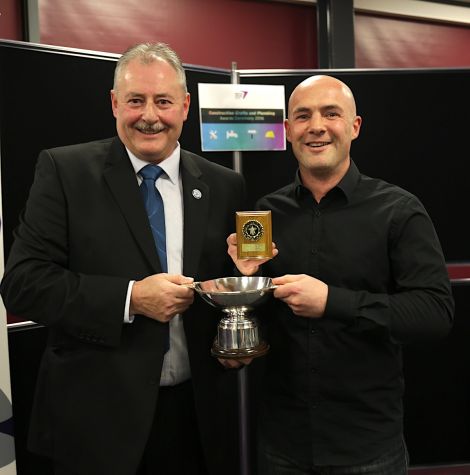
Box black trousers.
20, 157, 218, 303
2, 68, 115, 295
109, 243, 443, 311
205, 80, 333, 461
55, 380, 208, 475
138, 379, 208, 475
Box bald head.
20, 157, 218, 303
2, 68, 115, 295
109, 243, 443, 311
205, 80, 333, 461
288, 75, 357, 119
284, 74, 362, 191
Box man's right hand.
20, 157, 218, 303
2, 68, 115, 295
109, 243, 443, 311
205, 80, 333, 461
130, 274, 194, 322
226, 233, 278, 276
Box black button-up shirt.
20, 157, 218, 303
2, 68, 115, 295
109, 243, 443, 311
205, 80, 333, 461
256, 161, 454, 466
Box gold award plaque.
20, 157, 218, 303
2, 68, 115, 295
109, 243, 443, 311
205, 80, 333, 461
236, 211, 272, 259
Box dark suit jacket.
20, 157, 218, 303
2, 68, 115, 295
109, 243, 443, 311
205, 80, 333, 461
1, 137, 246, 475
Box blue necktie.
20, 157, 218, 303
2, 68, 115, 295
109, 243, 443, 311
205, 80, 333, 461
139, 164, 167, 273
139, 164, 169, 352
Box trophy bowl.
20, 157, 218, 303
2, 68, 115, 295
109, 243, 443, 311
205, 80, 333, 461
193, 276, 275, 359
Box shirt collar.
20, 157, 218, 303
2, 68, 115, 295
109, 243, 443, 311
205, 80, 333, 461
126, 143, 181, 185
336, 160, 360, 201
295, 159, 360, 203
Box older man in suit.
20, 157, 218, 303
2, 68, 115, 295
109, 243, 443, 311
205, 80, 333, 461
1, 43, 245, 475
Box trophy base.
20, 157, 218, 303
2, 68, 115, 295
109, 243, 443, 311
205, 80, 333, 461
211, 341, 270, 360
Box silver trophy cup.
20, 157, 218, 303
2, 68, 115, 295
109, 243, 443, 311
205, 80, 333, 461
193, 276, 275, 359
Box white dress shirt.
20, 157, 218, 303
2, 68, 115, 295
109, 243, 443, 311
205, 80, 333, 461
125, 144, 191, 386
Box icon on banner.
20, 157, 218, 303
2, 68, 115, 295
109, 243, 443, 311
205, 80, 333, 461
235, 90, 248, 99
226, 130, 239, 139
265, 130, 275, 139
209, 130, 218, 140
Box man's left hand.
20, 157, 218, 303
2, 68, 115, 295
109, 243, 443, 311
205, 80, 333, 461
218, 358, 253, 369
272, 274, 328, 318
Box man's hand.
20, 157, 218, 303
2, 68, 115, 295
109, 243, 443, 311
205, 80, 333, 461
130, 274, 194, 322
272, 274, 328, 318
226, 233, 278, 276
218, 357, 253, 369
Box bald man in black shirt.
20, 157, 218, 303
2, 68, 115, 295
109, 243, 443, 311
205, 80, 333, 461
227, 75, 453, 475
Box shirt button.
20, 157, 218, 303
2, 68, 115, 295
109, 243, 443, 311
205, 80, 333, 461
314, 210, 321, 217
310, 329, 316, 335
310, 367, 317, 373
311, 248, 317, 255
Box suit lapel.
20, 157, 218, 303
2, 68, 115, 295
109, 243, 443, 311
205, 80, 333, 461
180, 150, 209, 279
102, 138, 161, 273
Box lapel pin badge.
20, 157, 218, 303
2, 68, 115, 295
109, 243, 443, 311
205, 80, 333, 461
192, 189, 202, 199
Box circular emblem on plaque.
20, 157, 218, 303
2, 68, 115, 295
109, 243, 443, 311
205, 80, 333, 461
242, 220, 264, 241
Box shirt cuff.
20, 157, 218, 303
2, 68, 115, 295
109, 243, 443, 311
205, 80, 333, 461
324, 286, 355, 322
124, 280, 135, 323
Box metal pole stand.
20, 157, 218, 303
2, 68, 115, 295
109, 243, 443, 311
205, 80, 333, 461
238, 365, 250, 475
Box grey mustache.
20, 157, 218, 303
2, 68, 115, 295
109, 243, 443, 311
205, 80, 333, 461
135, 122, 166, 133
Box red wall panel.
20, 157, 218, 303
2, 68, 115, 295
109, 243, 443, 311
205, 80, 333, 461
0, 0, 23, 40
38, 0, 318, 69
4, 2, 470, 73
355, 13, 470, 68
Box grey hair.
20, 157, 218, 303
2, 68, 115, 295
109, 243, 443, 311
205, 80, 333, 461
113, 42, 187, 93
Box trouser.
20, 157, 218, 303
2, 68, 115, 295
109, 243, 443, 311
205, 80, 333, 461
138, 379, 208, 475
259, 436, 408, 475
55, 380, 208, 475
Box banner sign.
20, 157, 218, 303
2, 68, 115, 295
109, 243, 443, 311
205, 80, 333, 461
198, 84, 286, 152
